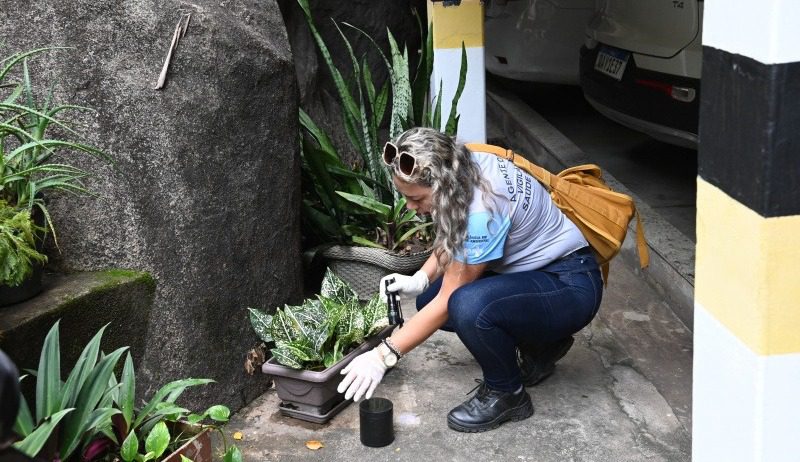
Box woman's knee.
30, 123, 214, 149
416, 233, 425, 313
447, 284, 485, 329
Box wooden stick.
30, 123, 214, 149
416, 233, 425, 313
154, 19, 183, 90
181, 13, 191, 39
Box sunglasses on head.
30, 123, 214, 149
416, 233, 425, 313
382, 142, 417, 176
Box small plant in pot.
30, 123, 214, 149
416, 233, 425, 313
297, 0, 466, 298
247, 270, 393, 423
11, 321, 243, 462
0, 47, 111, 305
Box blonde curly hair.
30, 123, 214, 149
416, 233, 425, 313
386, 127, 496, 270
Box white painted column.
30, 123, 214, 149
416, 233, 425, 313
694, 1, 800, 461
427, 0, 486, 143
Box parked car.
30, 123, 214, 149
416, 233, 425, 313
579, 0, 703, 149
485, 0, 596, 85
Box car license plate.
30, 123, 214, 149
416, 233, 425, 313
594, 46, 629, 81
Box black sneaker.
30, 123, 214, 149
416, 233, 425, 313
447, 381, 534, 433
518, 336, 575, 387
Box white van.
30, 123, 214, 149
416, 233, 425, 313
579, 0, 703, 148
485, 0, 595, 85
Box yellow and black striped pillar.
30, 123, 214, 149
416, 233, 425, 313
427, 0, 486, 142
694, 2, 800, 460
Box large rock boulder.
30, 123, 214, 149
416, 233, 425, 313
0, 1, 302, 411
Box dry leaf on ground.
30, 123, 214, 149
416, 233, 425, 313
233, 432, 244, 441
305, 440, 324, 450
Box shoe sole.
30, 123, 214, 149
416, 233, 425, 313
446, 398, 534, 433
522, 337, 575, 387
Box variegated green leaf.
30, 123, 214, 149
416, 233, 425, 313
270, 307, 303, 344
393, 222, 434, 251
35, 320, 61, 423
271, 343, 305, 370
60, 323, 107, 410
363, 295, 390, 336
293, 299, 326, 328
120, 429, 139, 462
336, 306, 366, 347
283, 304, 310, 341
13, 408, 73, 458
387, 30, 412, 139
323, 339, 344, 368
351, 235, 387, 249
297, 0, 367, 160
299, 108, 338, 160
247, 308, 274, 342
412, 20, 434, 125
320, 269, 357, 304
13, 387, 34, 436
206, 405, 231, 422
432, 80, 443, 131
223, 446, 243, 462
144, 421, 170, 459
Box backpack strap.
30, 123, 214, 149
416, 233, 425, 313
465, 143, 555, 189
635, 210, 649, 268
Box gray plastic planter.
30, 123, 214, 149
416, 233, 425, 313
262, 326, 394, 423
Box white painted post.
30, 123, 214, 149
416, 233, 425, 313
427, 0, 486, 143
694, 1, 800, 461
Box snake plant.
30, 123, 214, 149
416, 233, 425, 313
296, 0, 466, 250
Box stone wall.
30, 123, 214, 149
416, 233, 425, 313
0, 1, 302, 411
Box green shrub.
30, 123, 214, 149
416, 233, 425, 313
13, 321, 242, 461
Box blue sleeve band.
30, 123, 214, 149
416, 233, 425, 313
455, 212, 511, 264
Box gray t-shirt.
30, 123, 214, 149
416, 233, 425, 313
454, 151, 588, 272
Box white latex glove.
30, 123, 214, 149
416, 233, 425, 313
337, 348, 387, 401
379, 270, 429, 302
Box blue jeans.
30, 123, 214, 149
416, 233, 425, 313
415, 247, 603, 392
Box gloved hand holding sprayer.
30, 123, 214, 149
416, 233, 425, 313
336, 271, 428, 401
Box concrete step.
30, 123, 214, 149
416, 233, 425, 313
0, 270, 155, 374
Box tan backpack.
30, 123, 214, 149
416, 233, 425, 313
466, 143, 649, 283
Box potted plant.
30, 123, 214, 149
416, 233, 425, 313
0, 47, 111, 306
297, 0, 467, 299
11, 321, 243, 462
248, 270, 393, 423
300, 112, 434, 299
0, 200, 47, 302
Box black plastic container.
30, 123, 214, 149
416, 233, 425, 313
0, 265, 43, 307
359, 397, 394, 447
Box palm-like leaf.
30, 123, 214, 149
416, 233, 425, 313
13, 408, 74, 458
0, 48, 111, 268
